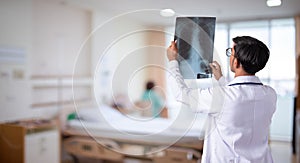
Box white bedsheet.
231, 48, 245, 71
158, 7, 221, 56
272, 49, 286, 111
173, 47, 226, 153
67, 106, 207, 145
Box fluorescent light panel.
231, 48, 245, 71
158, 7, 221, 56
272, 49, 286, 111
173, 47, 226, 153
267, 0, 282, 7
160, 9, 175, 17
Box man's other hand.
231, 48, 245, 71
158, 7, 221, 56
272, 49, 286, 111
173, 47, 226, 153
209, 61, 223, 80
167, 41, 178, 61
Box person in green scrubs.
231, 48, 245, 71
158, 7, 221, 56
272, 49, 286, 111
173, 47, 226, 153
141, 81, 164, 118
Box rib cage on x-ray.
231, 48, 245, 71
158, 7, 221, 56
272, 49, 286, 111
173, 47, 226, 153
174, 17, 216, 79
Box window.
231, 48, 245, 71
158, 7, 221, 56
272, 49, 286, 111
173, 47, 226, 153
214, 24, 229, 77
269, 19, 295, 96
229, 20, 270, 79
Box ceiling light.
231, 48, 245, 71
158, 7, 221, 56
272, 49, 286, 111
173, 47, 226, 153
266, 0, 282, 7
160, 9, 175, 17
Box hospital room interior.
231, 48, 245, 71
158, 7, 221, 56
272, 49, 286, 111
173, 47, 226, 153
1, 0, 300, 162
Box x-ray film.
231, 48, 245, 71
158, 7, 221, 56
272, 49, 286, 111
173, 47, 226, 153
174, 17, 216, 79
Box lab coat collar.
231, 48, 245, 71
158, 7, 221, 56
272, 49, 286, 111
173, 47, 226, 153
228, 76, 262, 86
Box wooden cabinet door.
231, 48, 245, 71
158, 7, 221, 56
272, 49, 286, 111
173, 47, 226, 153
25, 130, 59, 163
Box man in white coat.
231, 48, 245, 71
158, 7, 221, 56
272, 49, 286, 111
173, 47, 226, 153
167, 36, 277, 163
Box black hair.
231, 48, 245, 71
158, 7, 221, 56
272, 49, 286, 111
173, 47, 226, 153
146, 81, 155, 90
232, 36, 270, 75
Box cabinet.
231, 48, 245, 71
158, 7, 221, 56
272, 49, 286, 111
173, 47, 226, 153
0, 120, 60, 163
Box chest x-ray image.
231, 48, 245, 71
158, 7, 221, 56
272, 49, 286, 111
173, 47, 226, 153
174, 17, 216, 79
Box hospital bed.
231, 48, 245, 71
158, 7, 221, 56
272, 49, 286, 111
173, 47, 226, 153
61, 105, 205, 162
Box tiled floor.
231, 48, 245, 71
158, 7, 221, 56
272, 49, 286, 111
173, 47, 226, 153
63, 141, 297, 163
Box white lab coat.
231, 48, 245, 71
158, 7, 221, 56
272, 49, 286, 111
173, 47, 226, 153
168, 60, 277, 163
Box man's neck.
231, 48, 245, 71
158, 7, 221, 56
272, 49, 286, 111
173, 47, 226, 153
234, 71, 254, 78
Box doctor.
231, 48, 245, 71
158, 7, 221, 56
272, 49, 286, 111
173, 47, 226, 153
167, 36, 277, 163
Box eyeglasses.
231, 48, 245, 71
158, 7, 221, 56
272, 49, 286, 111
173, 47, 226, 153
226, 48, 232, 57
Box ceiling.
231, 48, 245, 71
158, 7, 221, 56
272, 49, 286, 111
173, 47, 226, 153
65, 0, 300, 26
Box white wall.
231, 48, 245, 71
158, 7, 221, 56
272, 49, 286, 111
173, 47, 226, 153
270, 95, 294, 141
0, 0, 92, 122
30, 0, 92, 119
31, 0, 91, 76
0, 0, 34, 122
91, 11, 150, 105
0, 0, 166, 121
91, 12, 170, 107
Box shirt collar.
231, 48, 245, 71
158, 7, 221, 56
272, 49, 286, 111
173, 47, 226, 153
228, 76, 262, 86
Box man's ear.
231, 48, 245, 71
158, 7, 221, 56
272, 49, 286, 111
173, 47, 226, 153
234, 58, 240, 69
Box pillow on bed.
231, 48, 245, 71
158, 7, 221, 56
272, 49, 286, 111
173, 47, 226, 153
76, 105, 123, 122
